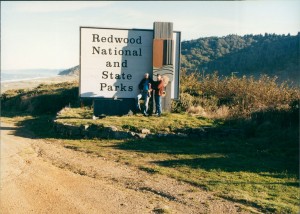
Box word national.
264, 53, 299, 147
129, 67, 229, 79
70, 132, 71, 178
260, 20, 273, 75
92, 47, 142, 56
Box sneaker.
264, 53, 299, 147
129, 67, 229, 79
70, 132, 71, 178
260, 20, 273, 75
143, 112, 148, 116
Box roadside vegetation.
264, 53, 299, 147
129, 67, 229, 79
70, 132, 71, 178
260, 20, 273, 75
1, 72, 299, 213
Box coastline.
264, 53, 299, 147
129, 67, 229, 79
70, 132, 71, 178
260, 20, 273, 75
1, 75, 79, 93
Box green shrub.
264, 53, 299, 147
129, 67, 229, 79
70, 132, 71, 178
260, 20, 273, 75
1, 81, 79, 115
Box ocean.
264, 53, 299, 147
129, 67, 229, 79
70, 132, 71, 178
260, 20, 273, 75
1, 69, 62, 83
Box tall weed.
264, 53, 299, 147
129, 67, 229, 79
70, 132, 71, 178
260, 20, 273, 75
172, 71, 300, 118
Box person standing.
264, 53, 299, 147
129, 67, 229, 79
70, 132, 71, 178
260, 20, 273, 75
137, 73, 153, 116
154, 74, 165, 116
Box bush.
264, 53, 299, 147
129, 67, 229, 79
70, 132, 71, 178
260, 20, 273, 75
1, 81, 79, 115
172, 71, 300, 119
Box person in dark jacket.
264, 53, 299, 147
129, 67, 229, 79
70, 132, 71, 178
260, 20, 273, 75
137, 73, 153, 116
153, 74, 165, 116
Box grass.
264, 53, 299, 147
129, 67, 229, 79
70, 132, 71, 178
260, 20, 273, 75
47, 136, 298, 213
1, 77, 299, 213
55, 107, 216, 133
2, 109, 299, 213
74, 137, 299, 213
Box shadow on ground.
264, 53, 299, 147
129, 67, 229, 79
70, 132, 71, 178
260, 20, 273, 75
2, 109, 299, 178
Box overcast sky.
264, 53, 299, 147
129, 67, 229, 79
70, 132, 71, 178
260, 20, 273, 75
1, 1, 299, 70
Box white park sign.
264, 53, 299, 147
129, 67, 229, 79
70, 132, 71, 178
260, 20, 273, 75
80, 27, 180, 99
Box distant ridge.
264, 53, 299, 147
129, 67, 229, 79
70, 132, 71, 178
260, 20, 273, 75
59, 65, 79, 76
181, 33, 300, 84
60, 33, 300, 85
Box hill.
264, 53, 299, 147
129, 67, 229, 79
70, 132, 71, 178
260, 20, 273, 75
181, 33, 300, 84
58, 65, 79, 76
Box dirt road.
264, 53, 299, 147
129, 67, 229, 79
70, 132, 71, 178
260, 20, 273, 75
0, 122, 250, 214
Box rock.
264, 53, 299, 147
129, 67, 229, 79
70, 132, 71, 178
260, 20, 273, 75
129, 132, 136, 137
153, 205, 171, 213
163, 127, 170, 132
157, 133, 168, 138
141, 128, 151, 134
135, 133, 147, 139
108, 126, 118, 132
113, 131, 130, 139
177, 133, 188, 138
54, 117, 248, 141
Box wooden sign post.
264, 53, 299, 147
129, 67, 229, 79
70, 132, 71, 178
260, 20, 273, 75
152, 22, 174, 112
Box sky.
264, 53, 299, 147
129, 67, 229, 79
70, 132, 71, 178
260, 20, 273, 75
1, 1, 299, 70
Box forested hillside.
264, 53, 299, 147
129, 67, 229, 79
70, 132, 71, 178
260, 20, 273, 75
181, 33, 300, 84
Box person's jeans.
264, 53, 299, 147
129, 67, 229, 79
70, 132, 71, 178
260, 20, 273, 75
155, 94, 161, 115
136, 94, 142, 111
142, 91, 149, 114
137, 91, 149, 114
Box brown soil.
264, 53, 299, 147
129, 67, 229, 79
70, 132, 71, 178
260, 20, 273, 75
0, 122, 252, 214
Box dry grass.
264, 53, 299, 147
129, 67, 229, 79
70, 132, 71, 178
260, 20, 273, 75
173, 71, 300, 118
187, 105, 230, 119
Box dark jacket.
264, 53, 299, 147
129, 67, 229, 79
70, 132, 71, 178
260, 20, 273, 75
138, 78, 154, 91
